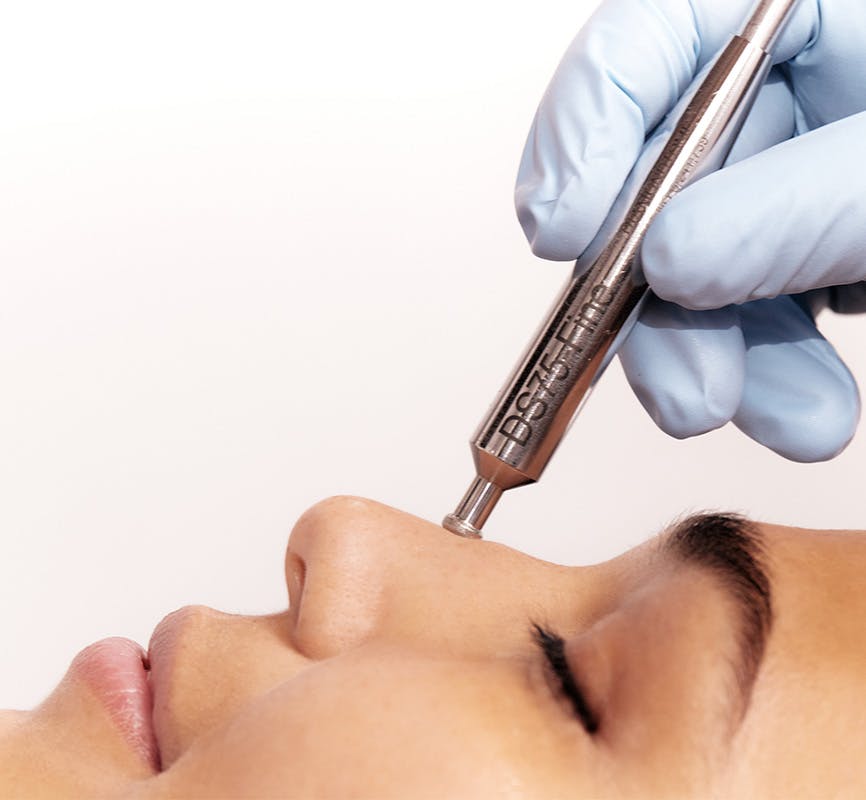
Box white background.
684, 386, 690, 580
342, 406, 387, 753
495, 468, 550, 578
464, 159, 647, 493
2, 0, 864, 710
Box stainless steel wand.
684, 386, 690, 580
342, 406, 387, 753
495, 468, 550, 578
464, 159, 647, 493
443, 0, 801, 538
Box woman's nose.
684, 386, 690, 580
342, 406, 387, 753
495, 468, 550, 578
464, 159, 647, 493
285, 496, 458, 658
284, 495, 550, 659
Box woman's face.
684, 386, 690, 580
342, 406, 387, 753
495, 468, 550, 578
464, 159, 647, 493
2, 496, 865, 798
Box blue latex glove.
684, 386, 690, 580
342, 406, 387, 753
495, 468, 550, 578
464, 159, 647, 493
516, 0, 866, 461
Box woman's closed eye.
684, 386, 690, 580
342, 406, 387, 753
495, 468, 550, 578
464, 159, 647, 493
532, 623, 599, 735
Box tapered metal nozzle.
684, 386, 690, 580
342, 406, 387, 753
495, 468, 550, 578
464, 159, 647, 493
441, 476, 503, 539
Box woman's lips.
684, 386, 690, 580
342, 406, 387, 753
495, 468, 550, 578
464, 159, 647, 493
70, 637, 160, 772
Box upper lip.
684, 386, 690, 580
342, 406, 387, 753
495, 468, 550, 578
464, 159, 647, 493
145, 605, 310, 771
147, 607, 188, 678
146, 606, 199, 768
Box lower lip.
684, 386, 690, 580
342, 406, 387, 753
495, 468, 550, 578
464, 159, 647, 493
70, 637, 160, 772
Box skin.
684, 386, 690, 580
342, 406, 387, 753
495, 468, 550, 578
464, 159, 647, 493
1, 495, 865, 798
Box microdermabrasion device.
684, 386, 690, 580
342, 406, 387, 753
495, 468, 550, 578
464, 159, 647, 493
443, 0, 801, 539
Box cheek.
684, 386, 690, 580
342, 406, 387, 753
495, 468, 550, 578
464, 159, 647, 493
153, 652, 588, 799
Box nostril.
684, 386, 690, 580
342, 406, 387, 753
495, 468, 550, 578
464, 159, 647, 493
285, 551, 306, 623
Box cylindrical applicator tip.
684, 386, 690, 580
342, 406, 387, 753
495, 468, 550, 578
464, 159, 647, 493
442, 476, 503, 538
442, 514, 483, 539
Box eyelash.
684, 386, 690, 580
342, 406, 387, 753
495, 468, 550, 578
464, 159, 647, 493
532, 623, 599, 734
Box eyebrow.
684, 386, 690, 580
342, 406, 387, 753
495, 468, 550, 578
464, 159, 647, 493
660, 512, 773, 719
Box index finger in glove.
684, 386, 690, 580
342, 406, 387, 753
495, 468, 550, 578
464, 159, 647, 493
515, 0, 818, 262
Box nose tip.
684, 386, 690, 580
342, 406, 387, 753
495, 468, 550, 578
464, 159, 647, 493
285, 496, 394, 658
285, 495, 492, 659
283, 495, 607, 674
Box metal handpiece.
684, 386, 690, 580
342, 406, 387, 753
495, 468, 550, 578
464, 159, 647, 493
443, 0, 800, 539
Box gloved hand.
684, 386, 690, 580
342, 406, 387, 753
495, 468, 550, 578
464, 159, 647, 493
516, 0, 866, 461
